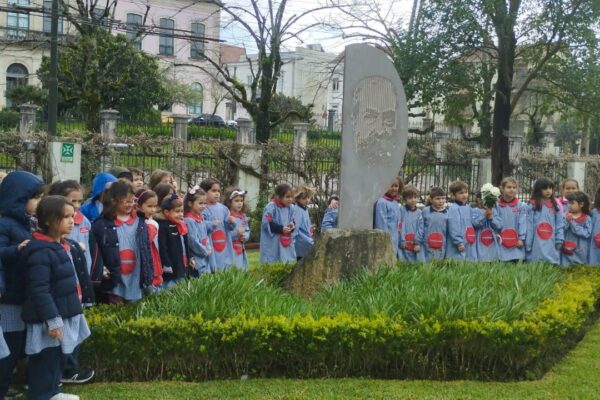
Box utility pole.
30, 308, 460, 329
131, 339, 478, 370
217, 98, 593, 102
47, 0, 59, 136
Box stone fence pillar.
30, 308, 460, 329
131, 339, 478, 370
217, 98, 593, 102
541, 125, 557, 156
434, 130, 450, 160
567, 161, 586, 192
172, 114, 190, 149
100, 109, 119, 141
236, 118, 254, 144
237, 145, 262, 211
293, 122, 309, 157
19, 103, 38, 135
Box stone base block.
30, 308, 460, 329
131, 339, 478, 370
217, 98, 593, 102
285, 229, 396, 297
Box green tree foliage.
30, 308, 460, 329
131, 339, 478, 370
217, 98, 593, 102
38, 31, 168, 131
387, 0, 597, 184
268, 93, 313, 126
4, 85, 47, 111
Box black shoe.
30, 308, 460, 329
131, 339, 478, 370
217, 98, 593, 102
4, 388, 24, 398
60, 368, 95, 384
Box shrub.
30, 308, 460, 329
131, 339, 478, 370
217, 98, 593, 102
80, 264, 600, 381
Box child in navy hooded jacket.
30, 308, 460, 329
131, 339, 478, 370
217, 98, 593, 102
0, 171, 44, 398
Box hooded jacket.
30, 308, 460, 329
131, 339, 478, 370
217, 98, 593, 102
0, 171, 44, 305
80, 172, 117, 222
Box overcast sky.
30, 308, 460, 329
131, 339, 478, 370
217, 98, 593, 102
220, 0, 414, 54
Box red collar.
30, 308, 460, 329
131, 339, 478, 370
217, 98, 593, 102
499, 197, 519, 207
115, 212, 137, 227
572, 214, 589, 223
184, 212, 203, 222
74, 211, 84, 225
382, 195, 397, 201
32, 232, 70, 252
166, 214, 188, 235
529, 199, 554, 208
230, 212, 245, 219
272, 198, 287, 208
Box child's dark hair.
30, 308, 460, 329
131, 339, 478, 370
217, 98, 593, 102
449, 180, 469, 195
327, 195, 339, 206
161, 192, 183, 211
274, 183, 292, 198
129, 167, 143, 177
531, 178, 558, 211
102, 180, 135, 219
594, 187, 600, 210
135, 189, 157, 207
402, 185, 419, 200
37, 195, 73, 235
429, 187, 446, 198
566, 191, 590, 215
200, 178, 221, 193
154, 183, 175, 207
149, 169, 172, 190
47, 180, 82, 197
223, 187, 248, 213
184, 186, 206, 214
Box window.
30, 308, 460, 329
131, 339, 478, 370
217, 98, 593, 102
247, 75, 252, 85
43, 0, 63, 35
5, 63, 28, 108
279, 71, 285, 91
91, 7, 109, 27
7, 0, 30, 39
187, 82, 203, 115
126, 13, 143, 49
332, 78, 340, 92
190, 22, 205, 59
159, 18, 174, 56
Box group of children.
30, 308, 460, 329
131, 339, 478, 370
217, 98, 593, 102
2, 162, 596, 399
374, 176, 600, 267
0, 167, 257, 399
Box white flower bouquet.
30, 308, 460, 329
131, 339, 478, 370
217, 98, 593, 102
481, 183, 501, 208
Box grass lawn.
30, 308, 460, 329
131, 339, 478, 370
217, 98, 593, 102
70, 315, 600, 399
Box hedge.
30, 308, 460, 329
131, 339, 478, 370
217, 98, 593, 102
80, 267, 600, 381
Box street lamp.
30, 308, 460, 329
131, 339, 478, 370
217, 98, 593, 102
47, 0, 59, 136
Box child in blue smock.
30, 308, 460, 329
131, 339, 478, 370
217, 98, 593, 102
292, 185, 316, 260
556, 178, 580, 215
200, 178, 235, 271
399, 185, 424, 262
590, 187, 600, 266
472, 197, 502, 262
561, 191, 592, 266
525, 178, 565, 265
321, 195, 339, 232
92, 181, 154, 304
224, 188, 251, 270
420, 187, 448, 261
446, 181, 477, 261
495, 177, 527, 262
260, 183, 297, 264
184, 186, 212, 276
374, 177, 403, 259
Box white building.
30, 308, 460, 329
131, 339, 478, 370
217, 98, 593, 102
0, 0, 220, 116
221, 44, 338, 127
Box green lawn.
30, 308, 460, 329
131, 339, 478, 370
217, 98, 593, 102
70, 315, 600, 399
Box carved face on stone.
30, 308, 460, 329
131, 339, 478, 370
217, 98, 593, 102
351, 77, 397, 156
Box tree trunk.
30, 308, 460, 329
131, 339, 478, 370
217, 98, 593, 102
491, 25, 516, 185
581, 115, 590, 156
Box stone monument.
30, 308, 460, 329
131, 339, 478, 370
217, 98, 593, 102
286, 44, 408, 297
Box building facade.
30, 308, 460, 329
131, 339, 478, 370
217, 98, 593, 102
1, 0, 220, 116
220, 44, 338, 127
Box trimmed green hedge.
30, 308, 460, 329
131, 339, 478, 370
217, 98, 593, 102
81, 266, 600, 381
